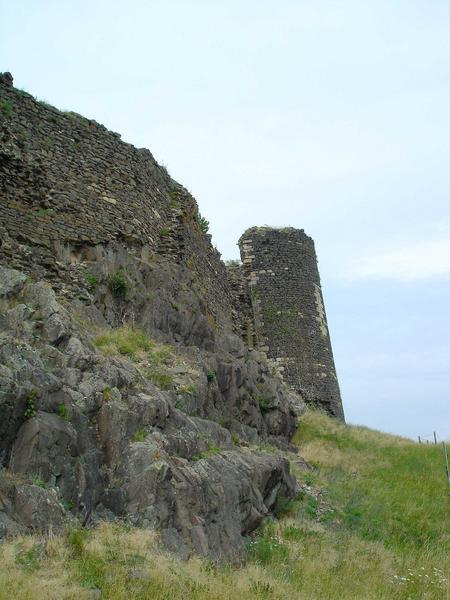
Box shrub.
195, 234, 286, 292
108, 272, 128, 299
159, 227, 171, 237
199, 216, 210, 234
23, 389, 37, 419
84, 272, 98, 290
257, 395, 270, 413
206, 369, 215, 382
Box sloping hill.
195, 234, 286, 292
1, 410, 448, 600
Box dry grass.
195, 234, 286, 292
0, 410, 448, 599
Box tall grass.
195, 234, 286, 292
0, 411, 448, 599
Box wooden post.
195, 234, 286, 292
418, 436, 421, 444
442, 442, 450, 497
433, 431, 437, 444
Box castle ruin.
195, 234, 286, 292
0, 71, 343, 420
238, 227, 344, 420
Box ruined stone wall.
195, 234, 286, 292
238, 227, 344, 420
0, 73, 233, 329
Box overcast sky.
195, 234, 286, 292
2, 0, 449, 439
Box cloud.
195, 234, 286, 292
345, 238, 450, 281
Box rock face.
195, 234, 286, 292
0, 72, 347, 561
0, 269, 299, 561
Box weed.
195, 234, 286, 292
34, 208, 53, 217
132, 428, 148, 443
150, 370, 173, 390
102, 387, 112, 401
249, 580, 274, 597
246, 530, 289, 566
61, 498, 75, 512
84, 272, 98, 290
31, 474, 47, 488
108, 272, 128, 299
304, 495, 319, 519
57, 403, 71, 421
23, 389, 37, 419
282, 525, 304, 541
206, 369, 215, 382
178, 383, 196, 395
0, 98, 12, 117
192, 444, 222, 461
232, 433, 240, 446
274, 492, 298, 517
159, 227, 171, 237
67, 527, 90, 556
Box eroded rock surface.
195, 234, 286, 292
0, 268, 302, 561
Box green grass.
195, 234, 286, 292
293, 411, 450, 552
95, 327, 162, 360
0, 411, 448, 599
95, 327, 174, 391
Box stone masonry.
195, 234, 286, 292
0, 72, 233, 331
238, 227, 344, 421
0, 72, 343, 421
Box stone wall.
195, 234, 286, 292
0, 72, 343, 419
0, 73, 233, 330
238, 227, 344, 420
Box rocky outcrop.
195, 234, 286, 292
0, 267, 301, 561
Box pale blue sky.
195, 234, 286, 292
1, 0, 449, 439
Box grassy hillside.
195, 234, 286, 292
1, 411, 448, 600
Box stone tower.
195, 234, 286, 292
239, 227, 344, 421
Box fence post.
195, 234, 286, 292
442, 442, 450, 497
433, 432, 437, 445
418, 436, 421, 444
